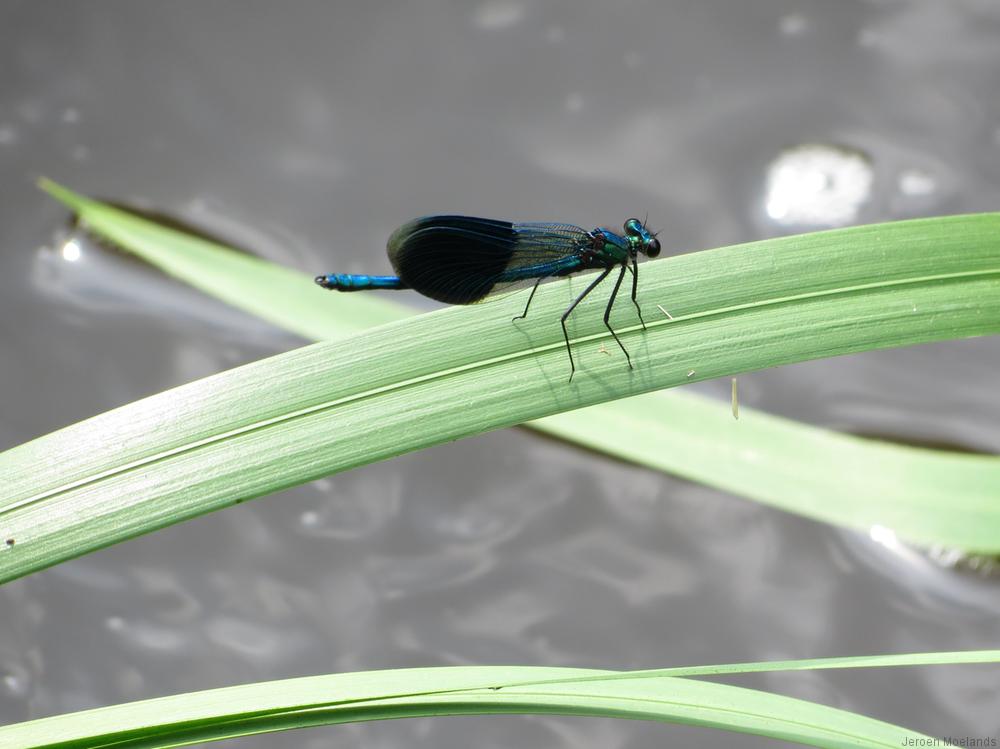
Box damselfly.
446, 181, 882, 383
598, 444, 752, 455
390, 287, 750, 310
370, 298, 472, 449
315, 216, 661, 380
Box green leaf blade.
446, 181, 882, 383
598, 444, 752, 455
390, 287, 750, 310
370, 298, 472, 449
3, 183, 998, 582
0, 661, 948, 749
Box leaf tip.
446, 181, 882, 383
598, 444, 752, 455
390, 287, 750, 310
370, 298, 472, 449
37, 177, 84, 211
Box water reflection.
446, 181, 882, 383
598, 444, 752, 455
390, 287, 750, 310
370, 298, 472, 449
841, 528, 1000, 611
59, 237, 81, 262
763, 143, 874, 228
34, 227, 294, 344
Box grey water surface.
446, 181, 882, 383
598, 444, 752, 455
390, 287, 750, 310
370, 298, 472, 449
2, 2, 1000, 747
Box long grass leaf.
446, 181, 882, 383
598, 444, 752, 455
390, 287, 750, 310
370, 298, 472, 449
35, 181, 1000, 554
0, 660, 947, 749
2, 183, 998, 582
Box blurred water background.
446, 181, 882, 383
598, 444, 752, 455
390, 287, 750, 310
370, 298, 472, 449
1, 2, 1000, 747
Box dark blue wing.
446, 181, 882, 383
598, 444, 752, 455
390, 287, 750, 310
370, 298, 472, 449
387, 216, 590, 304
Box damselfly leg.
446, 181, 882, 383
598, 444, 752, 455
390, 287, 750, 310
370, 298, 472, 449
561, 267, 612, 381
512, 275, 549, 323
603, 264, 633, 369
629, 256, 646, 330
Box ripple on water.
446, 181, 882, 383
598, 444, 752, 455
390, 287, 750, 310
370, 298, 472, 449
104, 616, 189, 653
779, 13, 808, 36
542, 530, 698, 606
298, 475, 402, 540
472, 1, 525, 30
369, 553, 493, 600
0, 663, 31, 699
897, 167, 937, 197
205, 616, 292, 662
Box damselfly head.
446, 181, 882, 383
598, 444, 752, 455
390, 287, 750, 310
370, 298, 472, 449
623, 217, 660, 258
